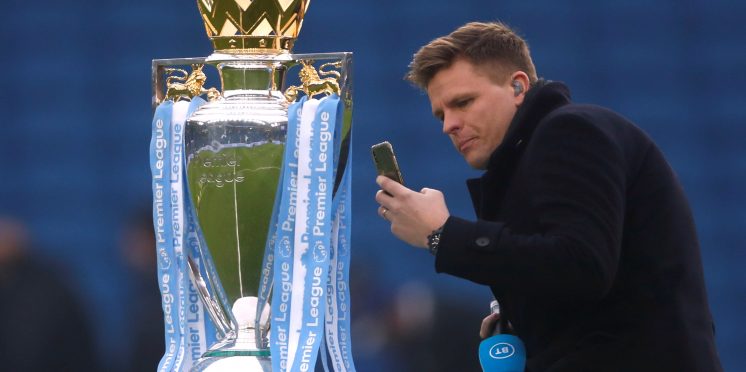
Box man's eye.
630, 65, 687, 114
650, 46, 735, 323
455, 98, 472, 108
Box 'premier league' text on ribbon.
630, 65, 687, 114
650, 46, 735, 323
272, 99, 305, 372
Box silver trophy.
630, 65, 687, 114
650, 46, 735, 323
152, 0, 353, 370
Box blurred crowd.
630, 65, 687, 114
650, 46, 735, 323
0, 208, 164, 372
0, 216, 98, 370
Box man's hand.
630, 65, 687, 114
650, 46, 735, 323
375, 176, 450, 248
480, 312, 501, 339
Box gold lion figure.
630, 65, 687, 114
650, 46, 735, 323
285, 60, 342, 102
164, 64, 220, 102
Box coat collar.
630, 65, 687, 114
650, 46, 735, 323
467, 80, 572, 216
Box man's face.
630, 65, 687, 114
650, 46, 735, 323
427, 59, 523, 169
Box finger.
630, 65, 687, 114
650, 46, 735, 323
420, 187, 442, 196
379, 206, 394, 223
375, 189, 395, 208
479, 313, 501, 339
377, 176, 410, 197
378, 206, 388, 220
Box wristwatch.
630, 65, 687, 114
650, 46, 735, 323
427, 225, 444, 256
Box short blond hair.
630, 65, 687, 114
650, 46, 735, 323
406, 21, 538, 89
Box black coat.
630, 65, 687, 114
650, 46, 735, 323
436, 81, 722, 371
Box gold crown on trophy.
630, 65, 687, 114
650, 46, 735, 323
197, 0, 310, 53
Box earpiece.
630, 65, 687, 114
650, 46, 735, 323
512, 80, 523, 96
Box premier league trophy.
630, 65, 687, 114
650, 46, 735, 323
150, 1, 354, 371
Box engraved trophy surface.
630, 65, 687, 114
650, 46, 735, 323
151, 0, 354, 370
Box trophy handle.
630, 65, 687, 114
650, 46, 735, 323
152, 57, 211, 109
287, 53, 354, 197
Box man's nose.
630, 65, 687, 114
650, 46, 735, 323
442, 113, 461, 134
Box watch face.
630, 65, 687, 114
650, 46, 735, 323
427, 230, 442, 255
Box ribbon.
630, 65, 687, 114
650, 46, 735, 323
271, 96, 307, 371
152, 98, 219, 371
324, 157, 355, 372
151, 101, 180, 372
290, 96, 340, 371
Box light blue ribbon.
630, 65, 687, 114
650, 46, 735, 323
291, 95, 340, 371
152, 98, 225, 371
271, 96, 307, 371
324, 157, 355, 372
171, 101, 188, 371
151, 101, 181, 372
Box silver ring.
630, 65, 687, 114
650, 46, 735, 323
382, 208, 389, 221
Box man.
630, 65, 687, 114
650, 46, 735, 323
375, 22, 722, 371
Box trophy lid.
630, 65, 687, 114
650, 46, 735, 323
197, 0, 310, 55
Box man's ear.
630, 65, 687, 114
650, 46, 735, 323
510, 71, 530, 105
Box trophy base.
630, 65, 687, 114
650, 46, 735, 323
203, 349, 270, 358
192, 326, 271, 371
191, 354, 271, 372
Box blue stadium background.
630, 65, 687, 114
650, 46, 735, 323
1, 0, 744, 370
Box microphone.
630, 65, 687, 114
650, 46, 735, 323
479, 300, 526, 372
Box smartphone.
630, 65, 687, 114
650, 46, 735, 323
371, 141, 404, 185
